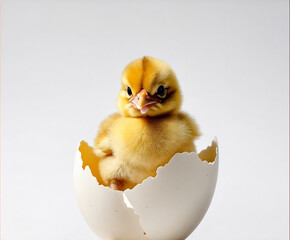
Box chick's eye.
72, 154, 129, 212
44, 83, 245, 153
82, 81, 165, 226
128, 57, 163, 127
127, 87, 132, 96
157, 85, 166, 97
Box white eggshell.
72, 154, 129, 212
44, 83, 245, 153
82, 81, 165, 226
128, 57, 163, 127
74, 149, 146, 240
74, 138, 219, 240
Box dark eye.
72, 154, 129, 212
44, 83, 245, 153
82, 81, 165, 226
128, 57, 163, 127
127, 87, 132, 96
157, 85, 166, 97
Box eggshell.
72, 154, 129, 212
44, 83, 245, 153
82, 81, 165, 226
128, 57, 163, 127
74, 138, 219, 240
74, 148, 146, 240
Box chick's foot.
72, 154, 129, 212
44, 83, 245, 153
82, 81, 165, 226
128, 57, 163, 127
109, 179, 124, 191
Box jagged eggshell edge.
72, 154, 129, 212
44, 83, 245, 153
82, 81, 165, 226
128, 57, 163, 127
74, 138, 218, 240
125, 138, 219, 240
73, 148, 147, 240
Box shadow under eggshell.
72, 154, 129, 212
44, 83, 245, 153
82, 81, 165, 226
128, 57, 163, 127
74, 138, 219, 240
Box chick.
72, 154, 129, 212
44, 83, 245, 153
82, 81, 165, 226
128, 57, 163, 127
93, 56, 200, 191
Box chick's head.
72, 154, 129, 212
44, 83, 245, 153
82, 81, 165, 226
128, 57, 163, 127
117, 57, 182, 117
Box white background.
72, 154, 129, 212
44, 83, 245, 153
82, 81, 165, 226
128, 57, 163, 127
1, 0, 289, 239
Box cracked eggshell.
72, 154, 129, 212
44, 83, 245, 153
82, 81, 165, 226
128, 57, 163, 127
74, 138, 219, 240
74, 148, 146, 240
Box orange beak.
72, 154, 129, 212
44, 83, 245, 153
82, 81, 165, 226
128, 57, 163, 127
129, 89, 160, 114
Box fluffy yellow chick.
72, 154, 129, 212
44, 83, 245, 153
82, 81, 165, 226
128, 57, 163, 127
93, 56, 200, 191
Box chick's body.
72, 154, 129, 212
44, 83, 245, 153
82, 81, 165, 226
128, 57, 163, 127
94, 57, 200, 190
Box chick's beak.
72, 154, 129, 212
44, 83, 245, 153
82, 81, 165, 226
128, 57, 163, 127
129, 89, 159, 114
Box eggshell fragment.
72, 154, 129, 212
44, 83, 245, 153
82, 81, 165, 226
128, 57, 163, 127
74, 148, 147, 240
124, 139, 218, 240
74, 138, 219, 240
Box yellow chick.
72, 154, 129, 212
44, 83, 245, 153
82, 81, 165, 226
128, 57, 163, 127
93, 56, 200, 191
